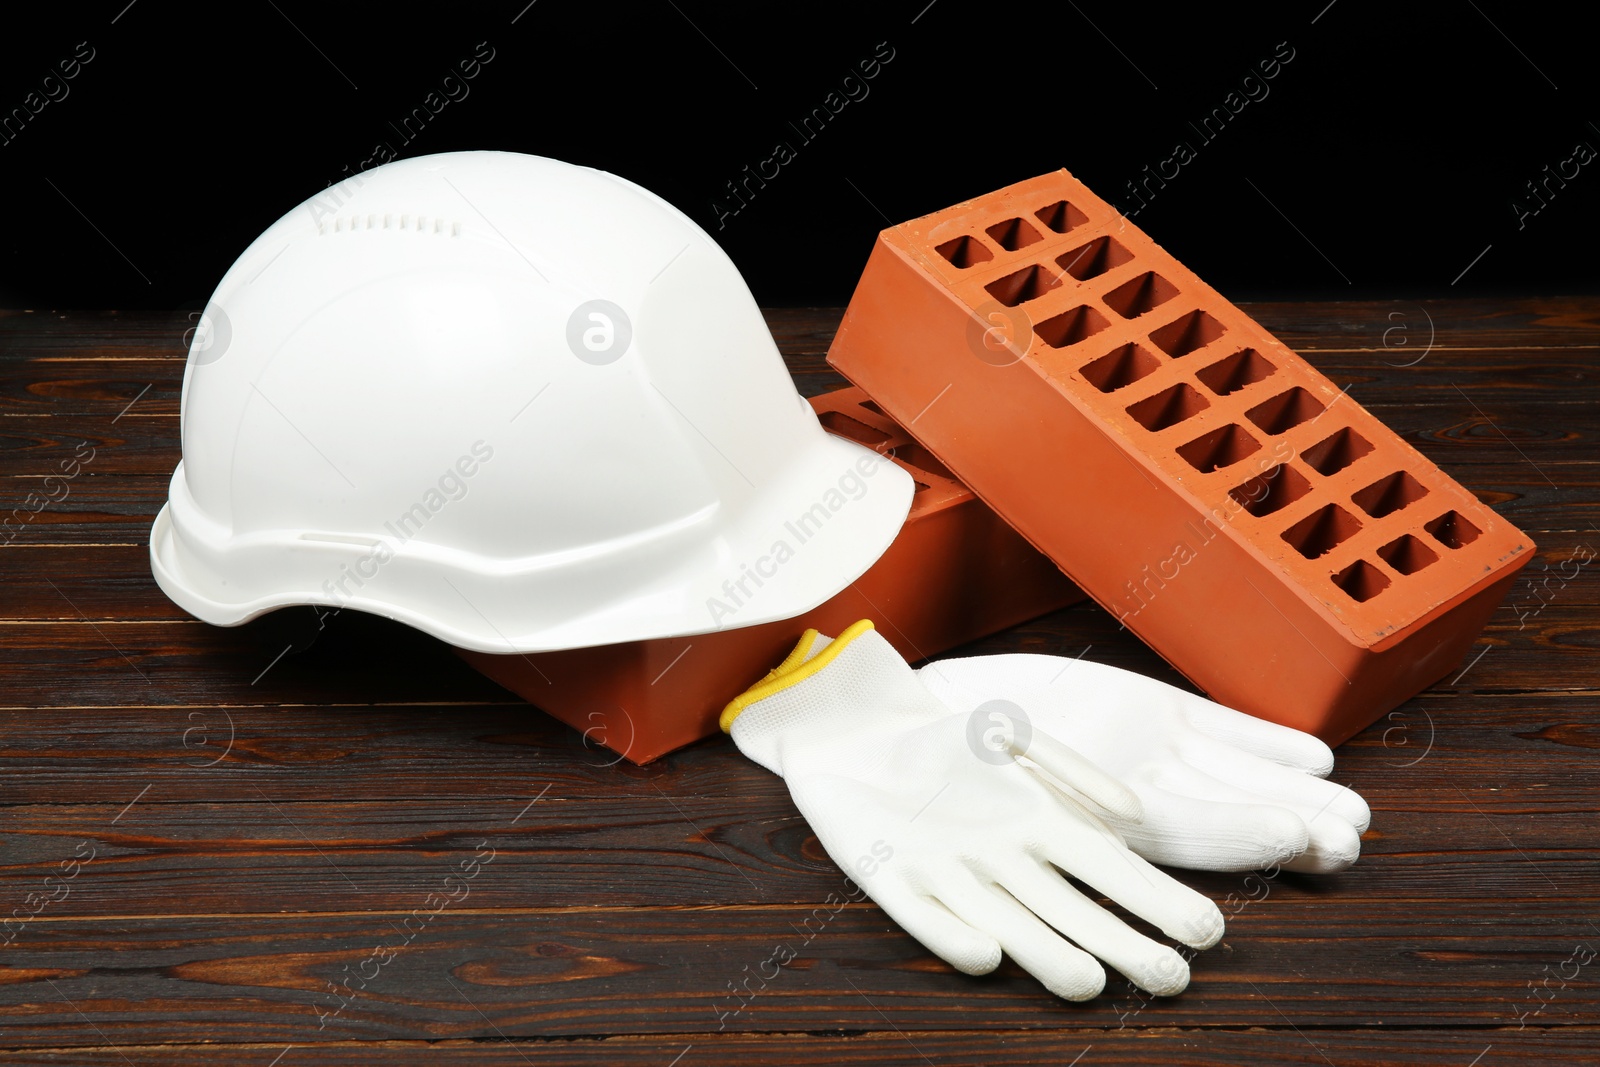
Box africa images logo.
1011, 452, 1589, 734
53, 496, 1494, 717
705, 450, 890, 626
320, 441, 494, 605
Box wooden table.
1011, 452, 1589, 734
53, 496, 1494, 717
0, 299, 1595, 1064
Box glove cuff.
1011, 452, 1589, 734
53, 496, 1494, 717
717, 621, 857, 732
721, 619, 943, 778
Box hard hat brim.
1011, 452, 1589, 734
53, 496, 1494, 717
149, 432, 914, 652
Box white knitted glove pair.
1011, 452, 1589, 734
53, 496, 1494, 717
721, 621, 1370, 1002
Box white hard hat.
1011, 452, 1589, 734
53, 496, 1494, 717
150, 151, 913, 653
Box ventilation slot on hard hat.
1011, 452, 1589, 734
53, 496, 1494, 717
319, 214, 462, 237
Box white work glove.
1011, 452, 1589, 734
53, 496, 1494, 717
918, 652, 1372, 874
721, 621, 1225, 1002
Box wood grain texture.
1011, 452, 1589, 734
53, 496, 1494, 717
1, 904, 1598, 1042
0, 300, 1596, 1062
0, 1031, 1591, 1066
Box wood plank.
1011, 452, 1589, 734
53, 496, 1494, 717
0, 1030, 1590, 1066
0, 687, 1593, 802
0, 784, 1596, 913
0, 666, 1581, 801
760, 297, 1600, 355
0, 615, 515, 707
0, 699, 732, 804
0, 414, 172, 476
0, 904, 1595, 1044
0, 592, 1588, 710
1245, 296, 1600, 352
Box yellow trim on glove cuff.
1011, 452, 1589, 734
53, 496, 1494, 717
719, 619, 876, 732
772, 627, 825, 678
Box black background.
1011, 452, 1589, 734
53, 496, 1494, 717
1, 1, 1594, 309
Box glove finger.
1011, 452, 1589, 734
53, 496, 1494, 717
935, 870, 1107, 1001
1017, 729, 1143, 823
1184, 734, 1372, 833
1116, 789, 1311, 873
1140, 762, 1326, 866
1030, 764, 1305, 871
930, 652, 1333, 780
864, 878, 1004, 977
1037, 810, 1225, 950
998, 857, 1191, 996
1181, 699, 1336, 776
1278, 816, 1363, 874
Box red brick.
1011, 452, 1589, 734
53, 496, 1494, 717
828, 171, 1533, 743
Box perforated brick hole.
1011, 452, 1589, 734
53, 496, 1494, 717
1333, 559, 1391, 603
1103, 271, 1179, 320
1302, 427, 1374, 476
1426, 510, 1481, 549
1035, 199, 1088, 234
1127, 382, 1209, 431
986, 264, 1062, 307
1353, 471, 1429, 519
1229, 463, 1312, 518
1177, 423, 1261, 472
1057, 235, 1134, 281
986, 217, 1044, 251
1150, 310, 1226, 357
892, 441, 954, 481
936, 235, 993, 269
1378, 533, 1439, 575
1034, 305, 1111, 350
1197, 348, 1276, 396
1248, 387, 1326, 435
818, 410, 891, 448
1080, 343, 1160, 392
1282, 504, 1362, 559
